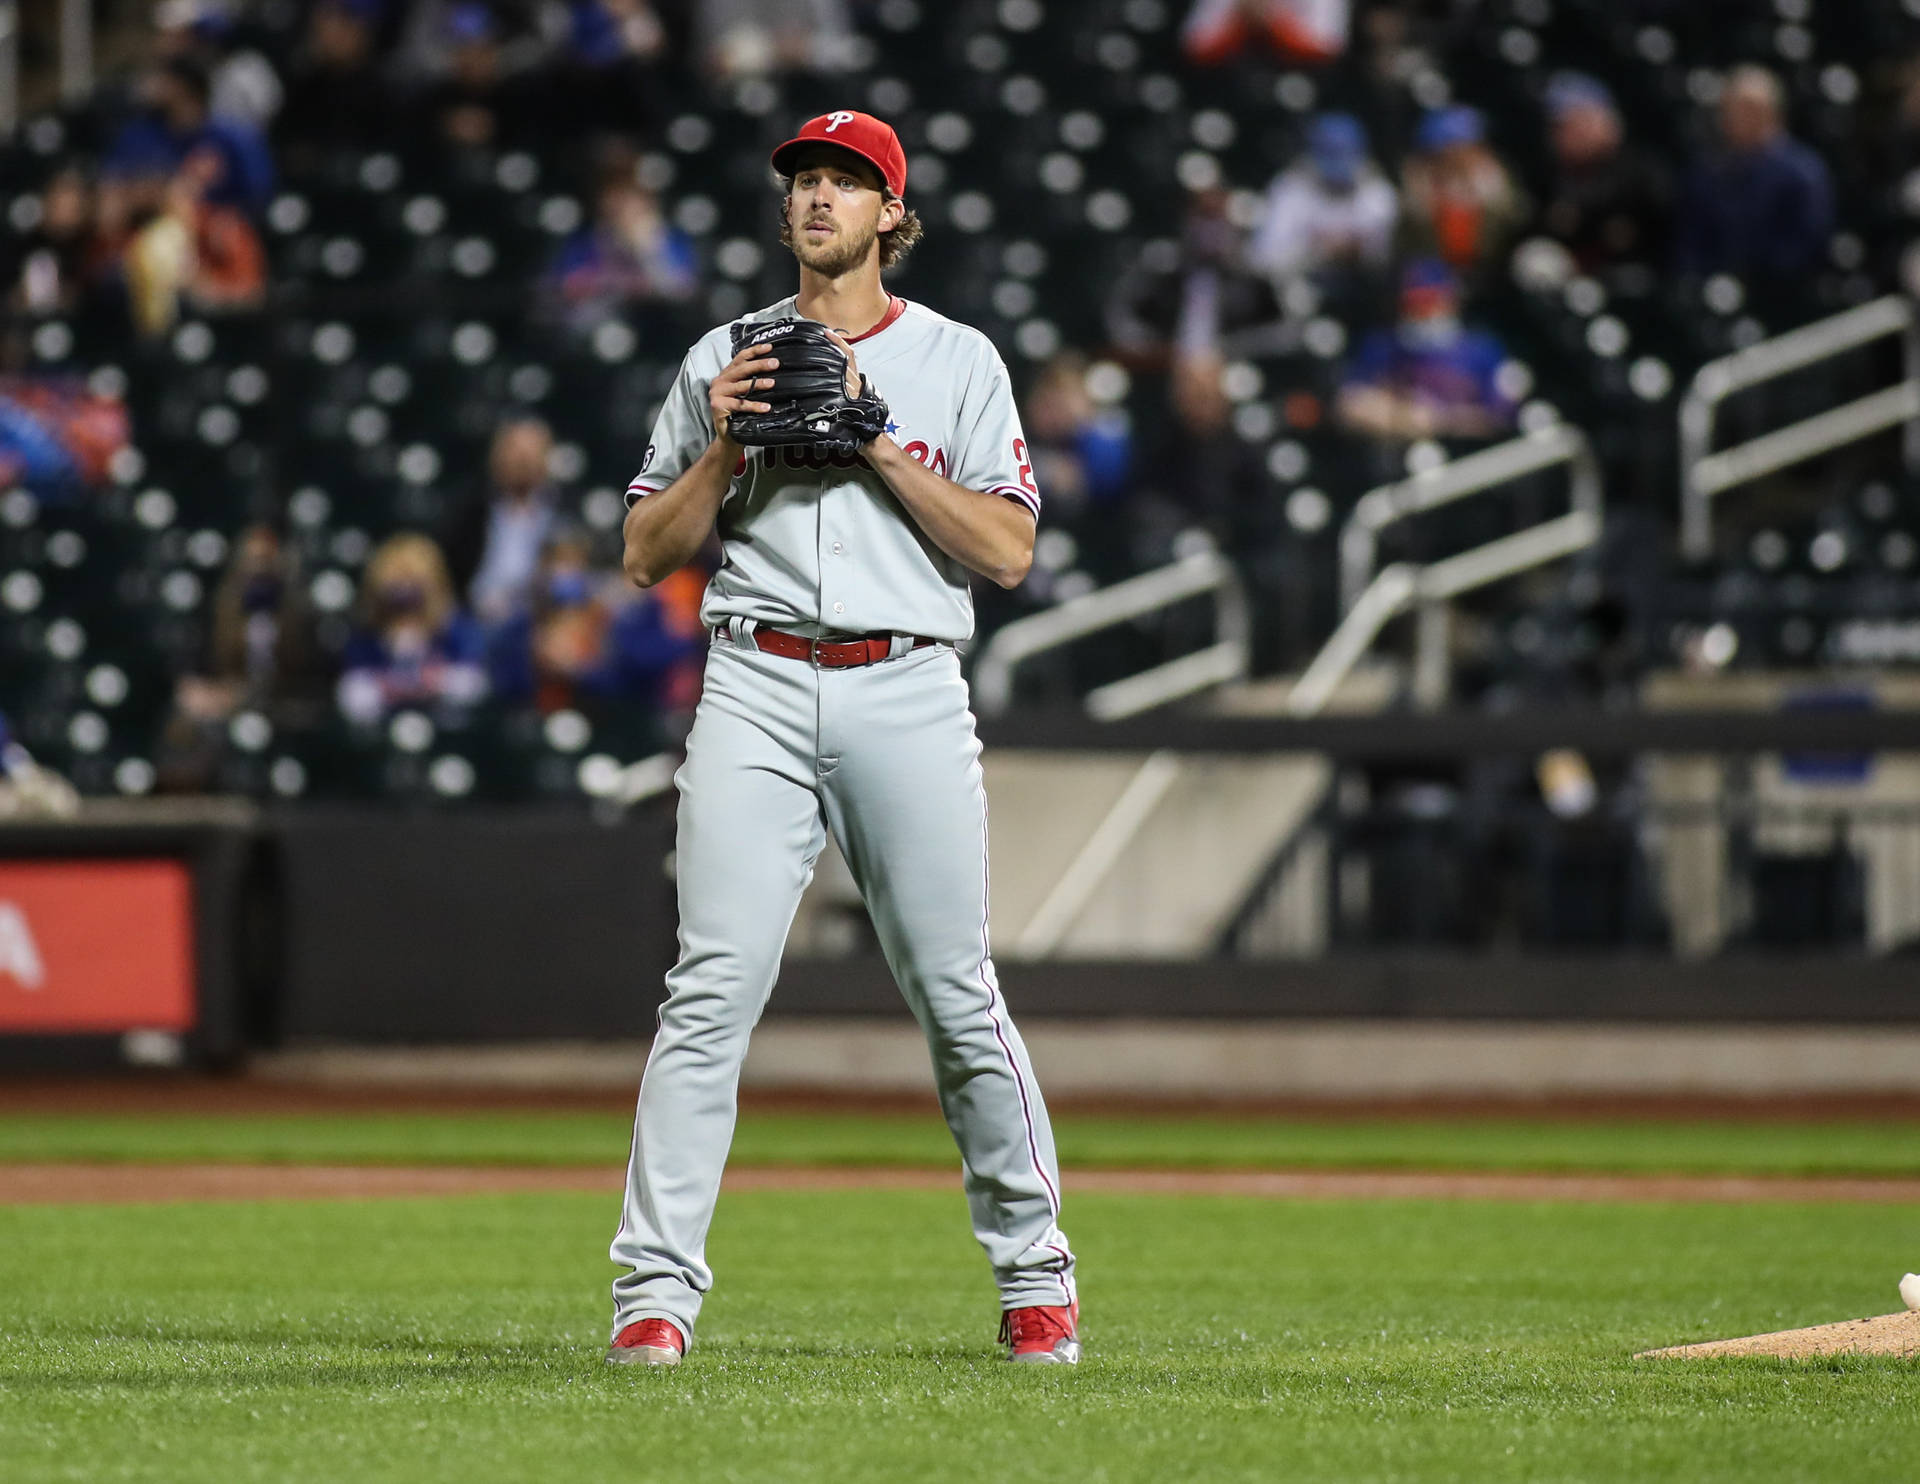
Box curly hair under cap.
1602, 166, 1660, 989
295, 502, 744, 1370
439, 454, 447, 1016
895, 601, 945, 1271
776, 178, 924, 271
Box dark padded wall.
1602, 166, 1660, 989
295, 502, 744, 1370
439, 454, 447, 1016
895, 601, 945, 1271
275, 805, 678, 1040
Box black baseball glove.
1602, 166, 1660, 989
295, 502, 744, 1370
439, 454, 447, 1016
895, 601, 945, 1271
726, 318, 889, 457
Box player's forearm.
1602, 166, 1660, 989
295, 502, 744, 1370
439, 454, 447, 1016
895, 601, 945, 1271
865, 437, 1034, 590
622, 438, 735, 588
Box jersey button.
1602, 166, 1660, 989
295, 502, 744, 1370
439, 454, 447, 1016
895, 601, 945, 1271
831, 542, 844, 555
832, 602, 846, 615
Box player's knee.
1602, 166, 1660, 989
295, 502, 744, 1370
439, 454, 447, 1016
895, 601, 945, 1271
661, 953, 775, 1025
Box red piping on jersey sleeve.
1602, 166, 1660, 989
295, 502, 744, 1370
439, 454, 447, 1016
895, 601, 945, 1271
845, 295, 907, 343
988, 483, 1041, 516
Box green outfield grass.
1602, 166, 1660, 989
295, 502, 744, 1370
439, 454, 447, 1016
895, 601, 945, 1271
4, 1186, 1919, 1483
6, 1107, 1920, 1176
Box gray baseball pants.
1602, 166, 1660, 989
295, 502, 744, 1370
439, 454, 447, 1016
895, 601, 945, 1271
609, 634, 1076, 1345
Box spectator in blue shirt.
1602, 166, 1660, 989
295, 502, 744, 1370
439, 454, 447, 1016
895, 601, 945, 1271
443, 417, 562, 623
0, 392, 84, 491
1676, 65, 1834, 292
1337, 259, 1515, 443
542, 163, 698, 339
103, 56, 275, 218
1022, 351, 1134, 525
547, 0, 671, 141
336, 533, 489, 726
487, 528, 704, 716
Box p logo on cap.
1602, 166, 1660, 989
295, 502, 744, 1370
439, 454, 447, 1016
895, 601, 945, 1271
770, 111, 908, 198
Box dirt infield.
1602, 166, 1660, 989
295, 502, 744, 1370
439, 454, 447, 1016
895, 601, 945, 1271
9, 1163, 1920, 1206
12, 1074, 1920, 1121
1638, 1311, 1920, 1360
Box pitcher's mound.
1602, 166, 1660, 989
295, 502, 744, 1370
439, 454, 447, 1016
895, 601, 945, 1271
1637, 1310, 1920, 1360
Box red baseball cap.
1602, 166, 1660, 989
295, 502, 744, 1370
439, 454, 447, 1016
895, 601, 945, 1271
770, 111, 907, 198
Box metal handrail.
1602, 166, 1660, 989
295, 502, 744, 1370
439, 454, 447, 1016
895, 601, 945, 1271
1011, 749, 1184, 958
1339, 423, 1599, 614
59, 0, 89, 103
971, 549, 1251, 718
1679, 295, 1920, 561
1287, 565, 1417, 717
1288, 508, 1602, 717
0, 2, 18, 137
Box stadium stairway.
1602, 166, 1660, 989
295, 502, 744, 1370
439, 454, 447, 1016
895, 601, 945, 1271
786, 665, 1398, 962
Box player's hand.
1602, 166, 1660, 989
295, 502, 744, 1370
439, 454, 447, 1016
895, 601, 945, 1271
824, 329, 864, 402
824, 328, 890, 451
710, 341, 779, 442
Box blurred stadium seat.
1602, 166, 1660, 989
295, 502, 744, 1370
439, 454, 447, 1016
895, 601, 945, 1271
2, 0, 1920, 954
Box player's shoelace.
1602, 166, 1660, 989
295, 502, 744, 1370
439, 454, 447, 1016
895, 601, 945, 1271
1000, 1305, 1075, 1353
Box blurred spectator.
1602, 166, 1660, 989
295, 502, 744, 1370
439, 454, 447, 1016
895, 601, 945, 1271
0, 376, 131, 496
1106, 187, 1282, 362
5, 168, 103, 318
1141, 353, 1293, 659
1356, 2, 1430, 93
444, 417, 561, 622
1337, 259, 1515, 443
1399, 106, 1529, 281
1537, 72, 1672, 275
336, 533, 489, 725
122, 147, 268, 335
1245, 113, 1397, 307
1353, 3, 1440, 159
156, 524, 324, 790
1676, 65, 1835, 294
695, 0, 856, 81
275, 0, 397, 163
1182, 0, 1349, 66
487, 528, 704, 716
415, 4, 536, 153
547, 0, 671, 141
153, 0, 283, 132
1122, 182, 1289, 568
0, 711, 79, 818
1021, 352, 1134, 530
103, 57, 275, 219
394, 0, 559, 83
543, 162, 697, 338
1870, 49, 1920, 180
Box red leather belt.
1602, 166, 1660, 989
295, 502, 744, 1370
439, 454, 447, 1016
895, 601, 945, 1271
742, 626, 939, 668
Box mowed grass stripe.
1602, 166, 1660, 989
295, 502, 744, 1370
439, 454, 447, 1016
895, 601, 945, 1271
4, 1189, 1920, 1483
6, 1109, 1920, 1176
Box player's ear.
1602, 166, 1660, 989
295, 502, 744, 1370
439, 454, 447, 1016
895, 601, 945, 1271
881, 196, 905, 231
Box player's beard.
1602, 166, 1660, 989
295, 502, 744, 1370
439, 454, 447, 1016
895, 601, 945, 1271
793, 215, 878, 279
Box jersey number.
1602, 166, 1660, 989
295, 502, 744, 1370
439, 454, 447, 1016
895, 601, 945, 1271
1013, 438, 1037, 494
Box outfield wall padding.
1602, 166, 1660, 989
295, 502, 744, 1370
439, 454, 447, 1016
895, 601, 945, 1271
274, 807, 678, 1042
6, 799, 1920, 1066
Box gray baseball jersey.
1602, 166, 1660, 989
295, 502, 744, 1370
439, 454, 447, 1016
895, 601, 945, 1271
624, 294, 1041, 641
608, 293, 1075, 1353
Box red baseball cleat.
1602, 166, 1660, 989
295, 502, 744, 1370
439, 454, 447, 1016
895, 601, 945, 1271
1000, 1302, 1081, 1365
606, 1318, 686, 1366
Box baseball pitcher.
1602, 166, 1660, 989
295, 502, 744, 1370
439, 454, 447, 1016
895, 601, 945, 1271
606, 110, 1079, 1366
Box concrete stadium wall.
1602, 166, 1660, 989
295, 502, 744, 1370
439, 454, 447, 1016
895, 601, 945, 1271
8, 801, 1920, 1091
258, 1019, 1920, 1101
